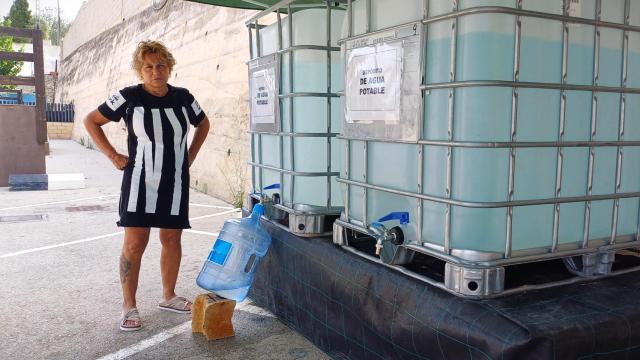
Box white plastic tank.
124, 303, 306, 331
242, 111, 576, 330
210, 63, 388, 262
342, 0, 640, 256
251, 8, 345, 208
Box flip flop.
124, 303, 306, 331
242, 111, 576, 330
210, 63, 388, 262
120, 308, 142, 331
158, 296, 192, 314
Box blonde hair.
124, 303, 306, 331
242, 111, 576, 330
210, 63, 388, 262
132, 40, 176, 77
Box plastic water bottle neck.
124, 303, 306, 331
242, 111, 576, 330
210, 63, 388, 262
250, 204, 265, 222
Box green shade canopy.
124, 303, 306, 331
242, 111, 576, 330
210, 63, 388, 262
186, 0, 343, 12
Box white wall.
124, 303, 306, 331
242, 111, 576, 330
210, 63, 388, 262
61, 0, 150, 58
57, 0, 255, 204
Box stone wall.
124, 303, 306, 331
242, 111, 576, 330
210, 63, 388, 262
57, 0, 254, 205
45, 73, 57, 102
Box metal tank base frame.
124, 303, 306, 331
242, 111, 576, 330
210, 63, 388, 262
245, 193, 341, 237
333, 220, 640, 299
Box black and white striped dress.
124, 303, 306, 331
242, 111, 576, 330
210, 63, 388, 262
98, 84, 206, 229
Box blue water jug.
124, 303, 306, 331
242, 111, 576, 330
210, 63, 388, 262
196, 204, 271, 302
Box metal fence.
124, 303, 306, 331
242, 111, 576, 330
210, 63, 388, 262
0, 89, 24, 104
0, 99, 74, 123
0, 100, 36, 105
45, 103, 74, 123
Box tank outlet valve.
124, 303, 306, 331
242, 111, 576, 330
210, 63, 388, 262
371, 212, 410, 257
375, 239, 384, 255
263, 183, 281, 203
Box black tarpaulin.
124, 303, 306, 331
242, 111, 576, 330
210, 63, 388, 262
250, 219, 640, 360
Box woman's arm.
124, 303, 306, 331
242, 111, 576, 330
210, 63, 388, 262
188, 116, 210, 167
83, 109, 129, 170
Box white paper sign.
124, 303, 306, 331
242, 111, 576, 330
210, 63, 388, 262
251, 68, 276, 124
568, 0, 581, 17
343, 22, 422, 141
345, 43, 402, 123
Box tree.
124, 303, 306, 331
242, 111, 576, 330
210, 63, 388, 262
0, 19, 24, 89
7, 0, 34, 43
8, 0, 34, 29
38, 7, 71, 46
51, 19, 71, 46
35, 17, 51, 41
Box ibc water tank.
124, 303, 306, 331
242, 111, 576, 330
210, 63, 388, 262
249, 8, 345, 210
339, 0, 640, 263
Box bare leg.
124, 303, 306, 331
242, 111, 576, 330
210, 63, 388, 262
121, 227, 150, 325
159, 228, 188, 310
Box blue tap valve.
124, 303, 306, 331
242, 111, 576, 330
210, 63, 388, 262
264, 183, 280, 190
376, 212, 410, 225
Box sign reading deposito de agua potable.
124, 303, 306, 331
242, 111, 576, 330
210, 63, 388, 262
249, 54, 279, 132
346, 44, 402, 123
343, 22, 423, 142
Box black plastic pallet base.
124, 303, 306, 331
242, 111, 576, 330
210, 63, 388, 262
250, 218, 640, 360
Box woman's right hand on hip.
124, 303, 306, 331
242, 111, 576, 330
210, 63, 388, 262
108, 153, 130, 170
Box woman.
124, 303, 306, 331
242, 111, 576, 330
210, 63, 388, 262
84, 40, 210, 331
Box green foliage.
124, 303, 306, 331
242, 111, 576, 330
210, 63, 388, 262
0, 18, 23, 89
38, 7, 71, 46
8, 0, 33, 29
36, 18, 50, 40
4, 2, 70, 45
7, 0, 33, 43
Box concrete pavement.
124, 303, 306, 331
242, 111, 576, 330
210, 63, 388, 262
0, 140, 328, 360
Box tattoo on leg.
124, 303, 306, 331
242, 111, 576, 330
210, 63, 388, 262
120, 255, 132, 283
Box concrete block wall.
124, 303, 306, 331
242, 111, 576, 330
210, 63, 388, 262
57, 0, 255, 205
47, 123, 73, 140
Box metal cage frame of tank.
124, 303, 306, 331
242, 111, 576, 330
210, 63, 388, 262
245, 0, 346, 236
334, 0, 640, 298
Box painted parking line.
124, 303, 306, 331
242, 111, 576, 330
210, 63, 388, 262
0, 210, 239, 258
189, 208, 240, 221
0, 231, 125, 258
0, 197, 234, 212
188, 203, 234, 210
95, 321, 192, 360
184, 229, 219, 237
95, 301, 273, 360
0, 195, 119, 212
236, 302, 277, 318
